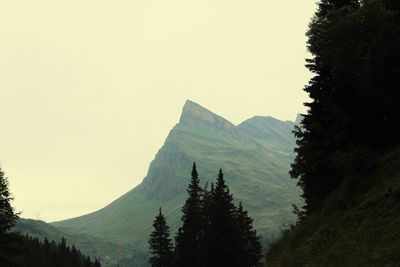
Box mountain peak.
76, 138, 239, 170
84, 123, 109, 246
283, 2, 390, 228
182, 99, 207, 113
179, 100, 235, 131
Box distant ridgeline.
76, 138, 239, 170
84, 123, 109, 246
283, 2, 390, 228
266, 1, 400, 266
14, 100, 300, 266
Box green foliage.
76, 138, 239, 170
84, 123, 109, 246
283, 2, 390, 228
148, 208, 174, 267
266, 147, 400, 267
267, 0, 400, 266
291, 0, 400, 214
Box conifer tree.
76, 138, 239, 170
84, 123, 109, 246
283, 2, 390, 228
0, 167, 19, 234
203, 169, 240, 267
172, 165, 262, 267
0, 166, 20, 266
59, 237, 68, 267
70, 245, 81, 267
199, 182, 212, 257
291, 0, 400, 214
94, 259, 101, 267
84, 256, 93, 267
148, 208, 174, 267
10, 235, 101, 267
174, 162, 203, 267
235, 203, 262, 267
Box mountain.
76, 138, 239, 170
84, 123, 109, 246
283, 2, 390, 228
51, 100, 302, 266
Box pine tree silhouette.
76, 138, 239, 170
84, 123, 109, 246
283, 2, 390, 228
291, 0, 400, 214
203, 169, 239, 267
148, 208, 174, 267
0, 166, 20, 266
152, 165, 262, 267
235, 202, 262, 267
175, 162, 203, 267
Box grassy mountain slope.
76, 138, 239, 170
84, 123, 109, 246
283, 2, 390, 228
52, 100, 302, 265
266, 147, 400, 267
238, 116, 296, 153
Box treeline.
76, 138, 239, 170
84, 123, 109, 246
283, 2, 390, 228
291, 0, 400, 215
0, 166, 101, 267
10, 236, 101, 267
148, 163, 262, 267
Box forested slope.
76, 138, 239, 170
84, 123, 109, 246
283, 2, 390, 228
266, 147, 400, 267
266, 1, 400, 266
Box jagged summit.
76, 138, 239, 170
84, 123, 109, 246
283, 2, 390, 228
179, 100, 235, 131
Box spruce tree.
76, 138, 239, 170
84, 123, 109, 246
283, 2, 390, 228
148, 208, 174, 267
175, 162, 203, 267
203, 169, 239, 267
235, 203, 262, 267
8, 235, 101, 267
0, 166, 20, 266
70, 245, 81, 267
0, 167, 19, 234
84, 256, 93, 267
59, 237, 68, 267
94, 259, 101, 267
291, 0, 400, 214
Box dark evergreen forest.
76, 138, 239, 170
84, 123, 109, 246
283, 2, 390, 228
267, 0, 400, 266
291, 0, 400, 215
149, 163, 262, 267
10, 236, 101, 267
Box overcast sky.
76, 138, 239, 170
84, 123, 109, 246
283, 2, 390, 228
0, 0, 317, 222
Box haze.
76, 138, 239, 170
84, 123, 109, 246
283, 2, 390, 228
0, 0, 317, 222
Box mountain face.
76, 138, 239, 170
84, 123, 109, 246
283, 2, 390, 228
52, 100, 302, 266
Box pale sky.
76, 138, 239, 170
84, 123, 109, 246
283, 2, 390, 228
0, 0, 317, 222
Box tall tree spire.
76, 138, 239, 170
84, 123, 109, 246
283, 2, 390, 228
235, 202, 262, 267
0, 166, 19, 234
148, 208, 174, 267
203, 169, 239, 267
175, 162, 203, 267
0, 166, 20, 266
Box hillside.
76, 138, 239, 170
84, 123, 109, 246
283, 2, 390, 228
14, 218, 135, 267
266, 147, 400, 267
50, 100, 301, 266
